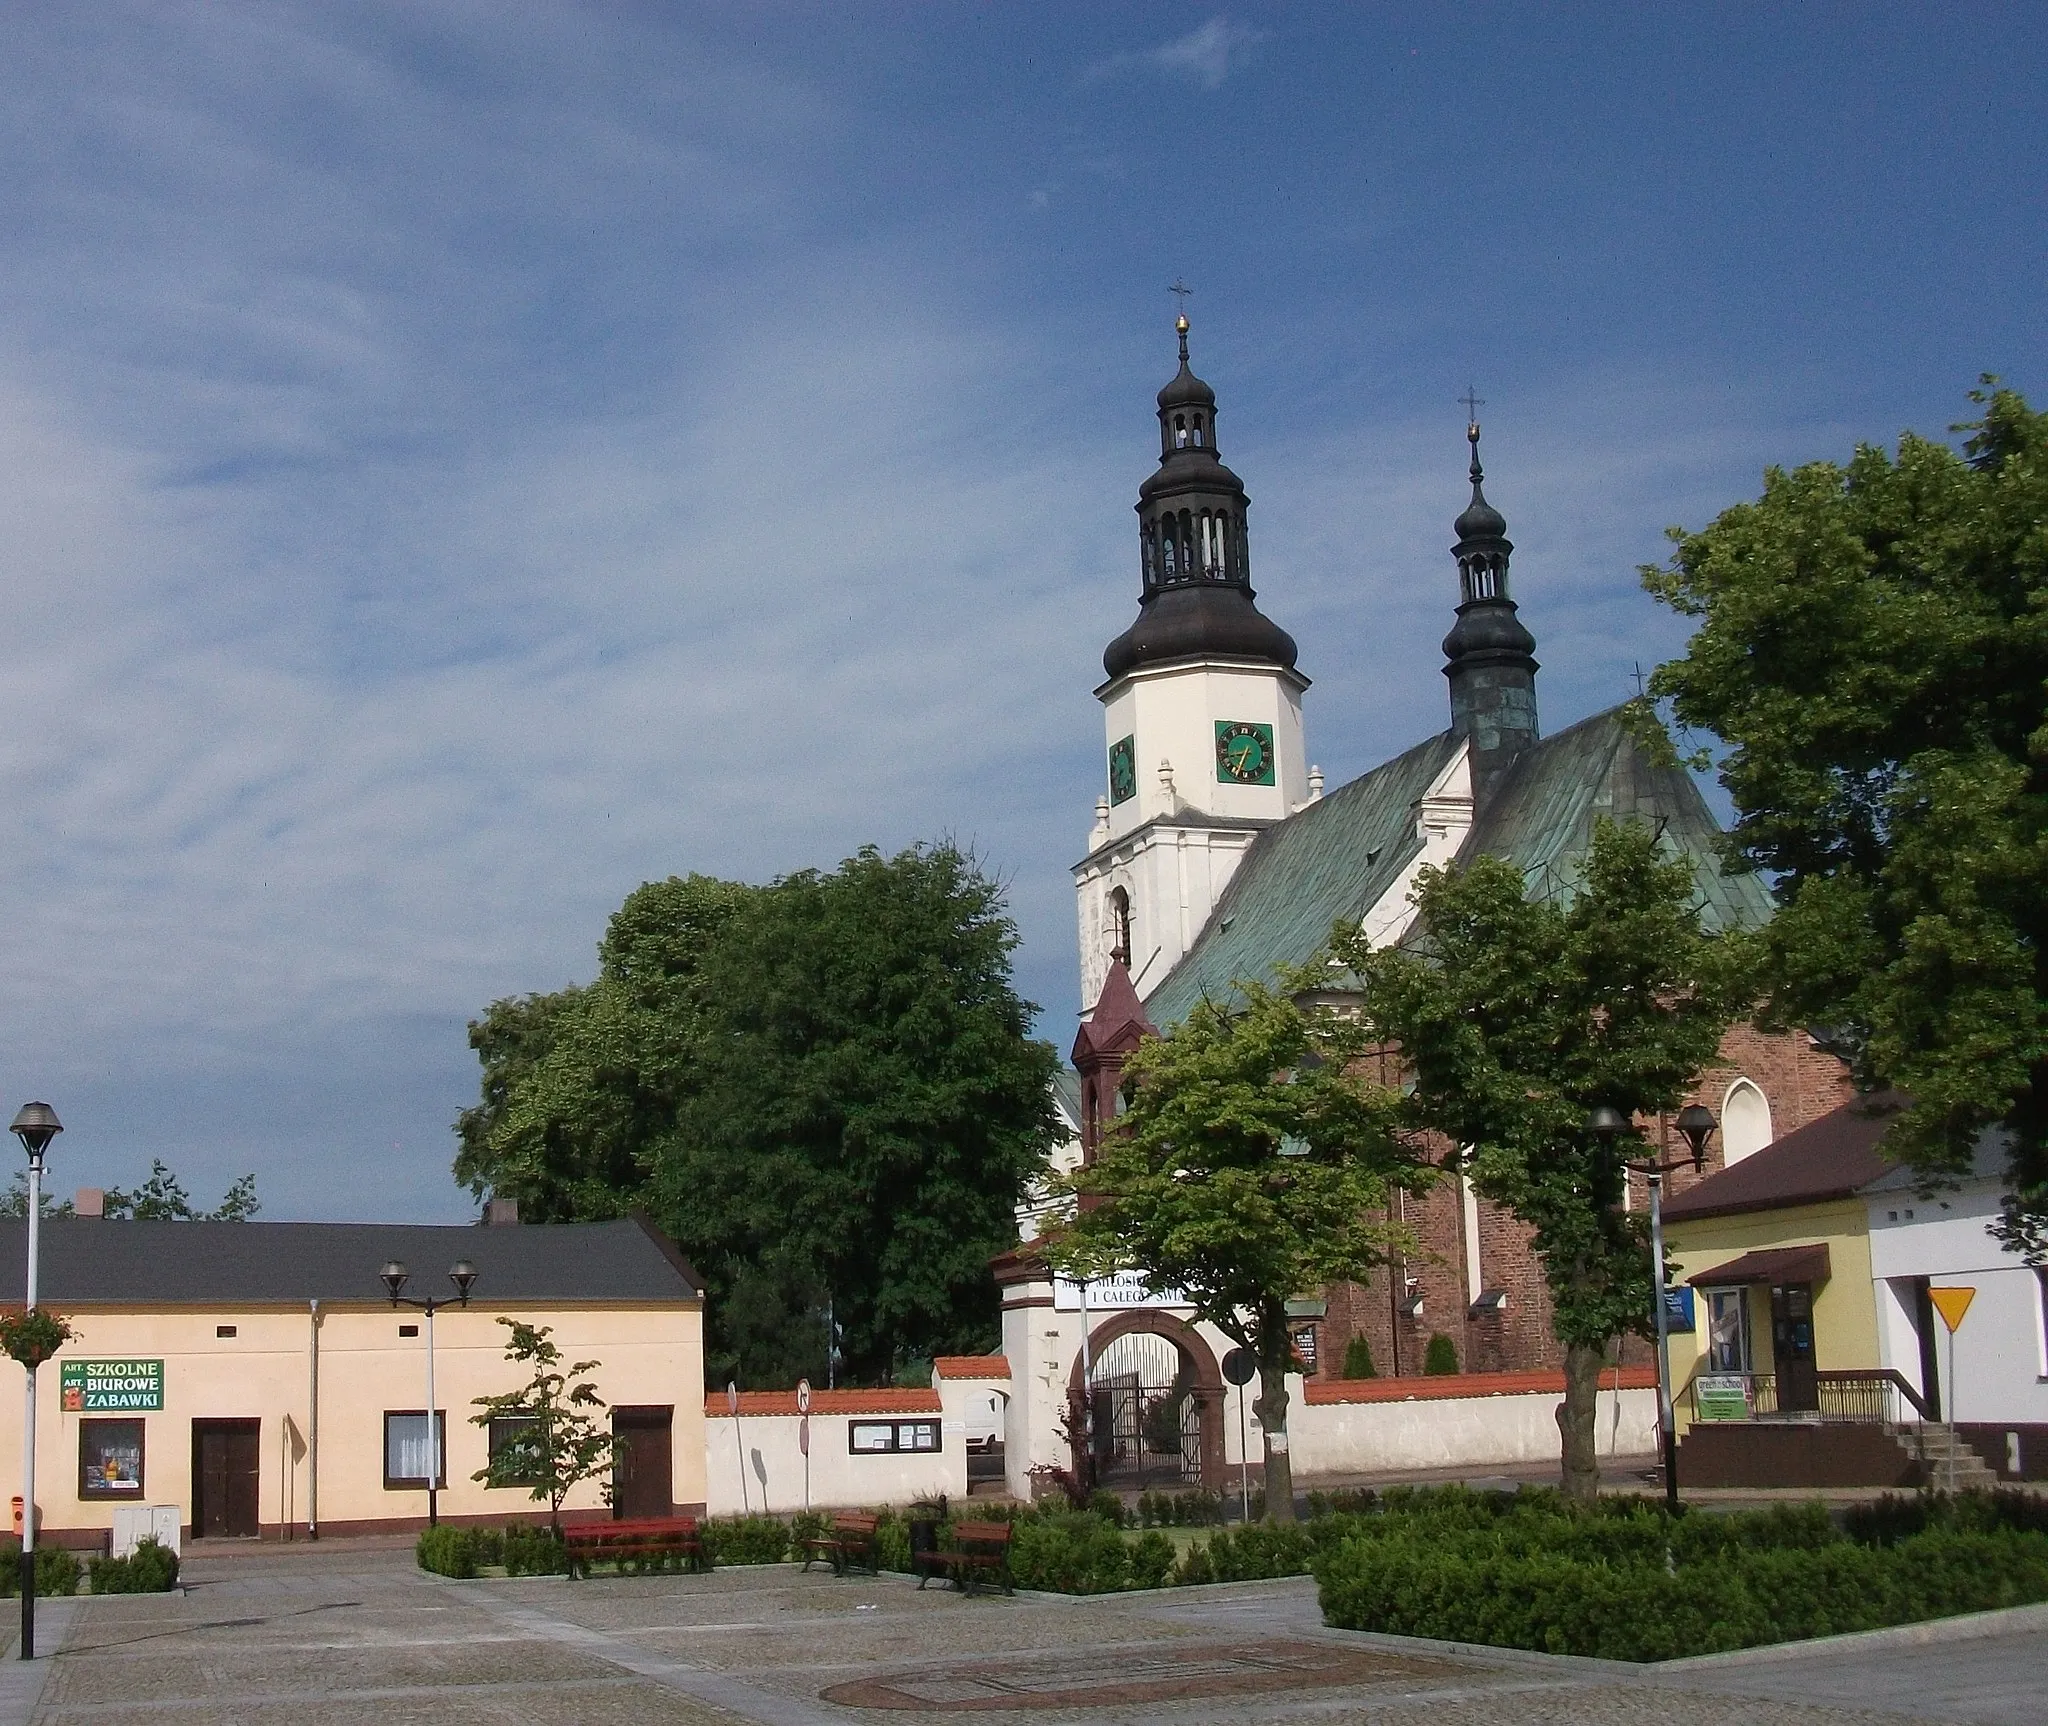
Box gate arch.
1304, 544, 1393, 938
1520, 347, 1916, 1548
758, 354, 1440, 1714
1065, 1310, 1226, 1493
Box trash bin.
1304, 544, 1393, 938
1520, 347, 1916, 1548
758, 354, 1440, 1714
907, 1496, 948, 1581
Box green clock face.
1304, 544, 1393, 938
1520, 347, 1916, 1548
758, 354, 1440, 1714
1215, 720, 1276, 786
1108, 736, 1137, 806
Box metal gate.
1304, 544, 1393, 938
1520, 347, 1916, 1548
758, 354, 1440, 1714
1086, 1332, 1202, 1489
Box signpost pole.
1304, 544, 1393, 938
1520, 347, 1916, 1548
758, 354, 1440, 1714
797, 1379, 812, 1513
1925, 1288, 1976, 1494
1075, 1278, 1092, 1489
1647, 1168, 1679, 1514
424, 1300, 439, 1529
19, 1155, 39, 1661
1947, 1323, 1959, 1494
728, 1382, 747, 1515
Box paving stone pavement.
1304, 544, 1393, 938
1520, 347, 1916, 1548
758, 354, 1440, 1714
0, 1544, 2036, 1725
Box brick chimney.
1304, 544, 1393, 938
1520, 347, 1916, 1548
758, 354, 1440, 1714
484, 1197, 519, 1226
74, 1188, 106, 1218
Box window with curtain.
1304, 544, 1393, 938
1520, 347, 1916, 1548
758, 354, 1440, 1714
383, 1411, 447, 1488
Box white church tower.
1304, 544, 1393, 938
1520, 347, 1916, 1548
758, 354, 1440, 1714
1074, 316, 1313, 1008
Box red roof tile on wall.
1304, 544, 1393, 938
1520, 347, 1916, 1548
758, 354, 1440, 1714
1304, 1366, 1657, 1405
705, 1388, 942, 1418
932, 1355, 1011, 1380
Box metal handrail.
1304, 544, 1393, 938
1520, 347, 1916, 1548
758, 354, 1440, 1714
1686, 1368, 1934, 1425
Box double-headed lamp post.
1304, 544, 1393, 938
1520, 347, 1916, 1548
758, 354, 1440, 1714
12, 1103, 61, 1661
1589, 1102, 1716, 1514
379, 1259, 476, 1528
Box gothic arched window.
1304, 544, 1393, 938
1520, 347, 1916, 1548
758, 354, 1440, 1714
1721, 1080, 1774, 1165
1192, 415, 1205, 447
1109, 886, 1131, 965
1174, 414, 1188, 449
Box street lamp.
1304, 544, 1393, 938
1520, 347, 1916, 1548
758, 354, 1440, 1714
11, 1103, 60, 1661
378, 1258, 477, 1528
1590, 1102, 1715, 1514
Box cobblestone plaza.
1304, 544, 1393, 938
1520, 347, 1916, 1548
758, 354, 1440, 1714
0, 1541, 2038, 1726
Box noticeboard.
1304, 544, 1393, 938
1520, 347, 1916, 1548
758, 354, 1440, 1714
60, 1359, 164, 1413
1661, 1286, 1697, 1333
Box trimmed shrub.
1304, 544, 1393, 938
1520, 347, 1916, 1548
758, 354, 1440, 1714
1341, 1334, 1378, 1379
0, 1541, 82, 1598
1421, 1333, 1459, 1375
88, 1537, 179, 1595
1138, 1489, 1222, 1527
1305, 1487, 1379, 1519
701, 1515, 791, 1566
416, 1525, 479, 1579
1009, 1512, 1131, 1595
1085, 1489, 1129, 1527
1128, 1529, 1176, 1590
502, 1524, 567, 1576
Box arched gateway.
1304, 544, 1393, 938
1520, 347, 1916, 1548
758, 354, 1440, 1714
1065, 1310, 1226, 1494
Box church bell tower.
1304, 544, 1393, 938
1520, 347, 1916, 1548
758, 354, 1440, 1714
1074, 316, 1312, 1009
1443, 416, 1538, 796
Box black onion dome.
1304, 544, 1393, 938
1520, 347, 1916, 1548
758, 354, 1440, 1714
1138, 451, 1246, 505
1441, 600, 1535, 662
1454, 482, 1507, 542
1156, 359, 1217, 413
1104, 586, 1298, 680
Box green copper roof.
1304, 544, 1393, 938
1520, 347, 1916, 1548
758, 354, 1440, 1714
1140, 706, 1772, 1027
1143, 731, 1461, 1026
1468, 706, 1774, 935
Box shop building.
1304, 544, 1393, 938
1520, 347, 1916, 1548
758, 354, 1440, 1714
0, 1210, 705, 1544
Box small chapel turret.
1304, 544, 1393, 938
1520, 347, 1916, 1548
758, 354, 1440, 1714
1073, 315, 1312, 1010
1442, 417, 1539, 795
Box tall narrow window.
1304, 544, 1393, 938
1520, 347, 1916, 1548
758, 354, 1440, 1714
1109, 887, 1131, 965
1705, 1288, 1751, 1372
1721, 1080, 1773, 1165
1192, 415, 1205, 446
1174, 414, 1188, 448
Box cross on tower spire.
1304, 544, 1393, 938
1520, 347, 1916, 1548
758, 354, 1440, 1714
1459, 385, 1485, 427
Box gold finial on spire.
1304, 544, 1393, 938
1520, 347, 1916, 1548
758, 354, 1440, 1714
1169, 279, 1192, 356
1176, 313, 1189, 334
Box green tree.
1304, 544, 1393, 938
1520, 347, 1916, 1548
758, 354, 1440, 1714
469, 1319, 616, 1536
0, 1161, 258, 1221
1645, 382, 2048, 1256
1339, 818, 1747, 1499
1046, 978, 1424, 1522
456, 844, 1060, 1384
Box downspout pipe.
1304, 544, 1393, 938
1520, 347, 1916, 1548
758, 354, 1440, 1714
308, 1299, 320, 1541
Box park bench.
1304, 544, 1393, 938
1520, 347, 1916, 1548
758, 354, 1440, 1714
919, 1519, 1013, 1596
801, 1512, 881, 1577
564, 1515, 709, 1579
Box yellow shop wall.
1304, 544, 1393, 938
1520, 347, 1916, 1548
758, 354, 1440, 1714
1665, 1198, 1878, 1438
2, 1300, 704, 1541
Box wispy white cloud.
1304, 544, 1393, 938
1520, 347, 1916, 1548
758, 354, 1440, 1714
1085, 17, 1268, 91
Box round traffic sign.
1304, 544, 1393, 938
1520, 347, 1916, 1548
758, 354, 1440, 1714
725, 1380, 739, 1416
1222, 1347, 1256, 1386
796, 1377, 811, 1413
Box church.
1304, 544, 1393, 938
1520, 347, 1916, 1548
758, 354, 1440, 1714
996, 318, 1847, 1499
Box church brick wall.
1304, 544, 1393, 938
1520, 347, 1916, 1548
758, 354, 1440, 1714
1314, 1023, 1851, 1384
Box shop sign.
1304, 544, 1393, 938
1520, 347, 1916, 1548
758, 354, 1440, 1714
1661, 1287, 1696, 1332
1694, 1374, 1750, 1422
60, 1359, 164, 1412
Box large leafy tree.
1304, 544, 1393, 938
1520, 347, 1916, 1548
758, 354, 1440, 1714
0, 1160, 259, 1221
456, 844, 1060, 1385
1339, 819, 1748, 1499
1645, 382, 2048, 1255
1047, 978, 1422, 1522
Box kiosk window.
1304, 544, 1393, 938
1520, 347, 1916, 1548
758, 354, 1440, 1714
848, 1420, 940, 1454
80, 1419, 145, 1497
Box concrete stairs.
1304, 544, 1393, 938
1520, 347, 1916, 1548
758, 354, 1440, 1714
1886, 1420, 2002, 1491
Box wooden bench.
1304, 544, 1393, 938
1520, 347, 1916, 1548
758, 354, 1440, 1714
564, 1516, 709, 1579
919, 1519, 1013, 1596
801, 1512, 880, 1577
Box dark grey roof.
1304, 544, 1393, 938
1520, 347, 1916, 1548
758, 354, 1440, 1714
0, 1216, 702, 1307
1050, 1066, 1083, 1132
1143, 731, 1462, 1025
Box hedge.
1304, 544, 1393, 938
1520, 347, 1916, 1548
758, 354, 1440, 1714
87, 1537, 179, 1595
0, 1543, 80, 1598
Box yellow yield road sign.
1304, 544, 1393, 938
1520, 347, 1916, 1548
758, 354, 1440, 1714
1928, 1286, 1975, 1332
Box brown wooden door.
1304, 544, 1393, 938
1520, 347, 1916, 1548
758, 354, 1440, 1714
612, 1408, 673, 1520
1771, 1283, 1818, 1412
192, 1420, 261, 1538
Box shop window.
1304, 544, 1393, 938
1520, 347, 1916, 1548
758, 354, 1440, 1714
79, 1419, 145, 1498
383, 1411, 448, 1489
485, 1414, 544, 1486
848, 1419, 940, 1455
1704, 1287, 1752, 1373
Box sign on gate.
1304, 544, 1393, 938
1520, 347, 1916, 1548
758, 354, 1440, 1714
1053, 1272, 1191, 1311
1693, 1374, 1750, 1422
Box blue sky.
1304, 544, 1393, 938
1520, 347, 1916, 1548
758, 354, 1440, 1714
0, 4, 2040, 1221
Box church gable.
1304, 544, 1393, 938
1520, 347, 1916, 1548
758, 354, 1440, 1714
1461, 705, 1775, 935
